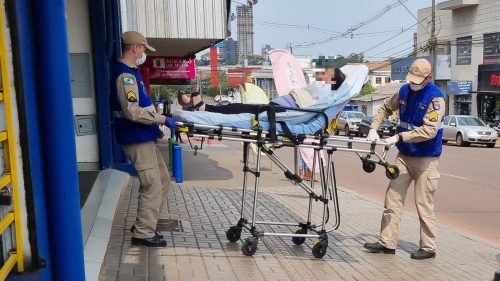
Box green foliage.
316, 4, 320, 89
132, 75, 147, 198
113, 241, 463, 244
359, 81, 376, 97
246, 54, 264, 65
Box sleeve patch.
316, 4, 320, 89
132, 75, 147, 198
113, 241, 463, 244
123, 77, 135, 85
432, 101, 441, 110
429, 111, 439, 122
127, 91, 138, 102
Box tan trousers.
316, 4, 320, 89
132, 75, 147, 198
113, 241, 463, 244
379, 153, 440, 252
122, 141, 171, 239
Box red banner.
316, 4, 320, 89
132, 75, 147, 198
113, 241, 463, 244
144, 56, 196, 80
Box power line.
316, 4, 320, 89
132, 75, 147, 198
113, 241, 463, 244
291, 0, 410, 48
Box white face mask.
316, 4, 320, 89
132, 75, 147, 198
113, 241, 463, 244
136, 52, 147, 66
410, 82, 426, 91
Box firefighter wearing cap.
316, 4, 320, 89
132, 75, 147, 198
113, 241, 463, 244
363, 58, 445, 260
110, 31, 176, 247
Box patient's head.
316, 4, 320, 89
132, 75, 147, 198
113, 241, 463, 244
315, 68, 346, 90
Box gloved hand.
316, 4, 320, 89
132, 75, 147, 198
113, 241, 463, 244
385, 134, 400, 146
164, 117, 177, 129
366, 129, 380, 141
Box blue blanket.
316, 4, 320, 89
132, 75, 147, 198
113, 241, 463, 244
173, 65, 369, 135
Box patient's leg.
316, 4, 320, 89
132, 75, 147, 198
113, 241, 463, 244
202, 103, 262, 114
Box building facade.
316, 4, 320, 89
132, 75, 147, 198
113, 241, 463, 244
416, 0, 500, 122
220, 37, 238, 65
237, 4, 254, 64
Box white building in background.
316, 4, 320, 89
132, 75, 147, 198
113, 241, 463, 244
416, 0, 500, 122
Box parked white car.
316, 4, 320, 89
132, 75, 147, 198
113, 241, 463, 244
335, 111, 366, 136
442, 115, 498, 148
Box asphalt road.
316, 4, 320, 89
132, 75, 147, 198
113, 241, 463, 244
285, 138, 500, 245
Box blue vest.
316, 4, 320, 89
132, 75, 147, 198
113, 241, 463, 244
110, 61, 162, 144
396, 83, 444, 157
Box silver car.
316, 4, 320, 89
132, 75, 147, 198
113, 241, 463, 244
335, 111, 366, 136
442, 115, 498, 148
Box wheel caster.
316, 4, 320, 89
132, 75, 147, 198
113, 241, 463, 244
362, 161, 376, 173
385, 165, 400, 180
226, 226, 242, 242
292, 228, 307, 245
312, 239, 328, 258
241, 237, 258, 256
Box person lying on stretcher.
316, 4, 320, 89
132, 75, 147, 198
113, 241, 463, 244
178, 68, 346, 114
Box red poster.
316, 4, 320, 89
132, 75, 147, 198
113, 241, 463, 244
145, 56, 196, 80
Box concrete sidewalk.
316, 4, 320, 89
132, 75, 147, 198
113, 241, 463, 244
98, 140, 500, 281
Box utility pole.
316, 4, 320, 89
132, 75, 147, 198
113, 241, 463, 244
431, 0, 436, 82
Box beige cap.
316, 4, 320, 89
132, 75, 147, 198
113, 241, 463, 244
121, 31, 156, 51
406, 58, 432, 84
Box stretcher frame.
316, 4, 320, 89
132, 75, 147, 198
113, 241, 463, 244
175, 117, 399, 258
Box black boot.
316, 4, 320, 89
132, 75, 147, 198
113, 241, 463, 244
410, 249, 436, 260
131, 235, 167, 247
363, 242, 396, 254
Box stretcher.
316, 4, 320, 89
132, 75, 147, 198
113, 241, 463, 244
171, 65, 400, 258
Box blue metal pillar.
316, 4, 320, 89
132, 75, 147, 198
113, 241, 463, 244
30, 1, 85, 280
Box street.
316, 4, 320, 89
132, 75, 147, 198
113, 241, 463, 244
306, 140, 500, 244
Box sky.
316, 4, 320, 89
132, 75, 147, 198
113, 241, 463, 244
226, 0, 436, 61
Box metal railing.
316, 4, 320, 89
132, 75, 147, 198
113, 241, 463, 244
0, 6, 24, 280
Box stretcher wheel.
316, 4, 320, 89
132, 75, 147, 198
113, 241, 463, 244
312, 240, 328, 258
385, 165, 400, 180
241, 237, 258, 256
226, 226, 242, 242
292, 228, 307, 245
362, 161, 376, 173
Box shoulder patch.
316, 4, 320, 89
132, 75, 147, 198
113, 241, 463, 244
123, 77, 135, 85
127, 91, 138, 102
428, 111, 439, 122
432, 101, 441, 110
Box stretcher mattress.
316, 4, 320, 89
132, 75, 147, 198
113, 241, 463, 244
173, 65, 369, 135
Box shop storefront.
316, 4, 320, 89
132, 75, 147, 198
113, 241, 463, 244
475, 64, 500, 123
447, 81, 473, 115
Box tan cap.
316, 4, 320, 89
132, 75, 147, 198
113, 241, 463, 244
121, 31, 156, 51
406, 58, 432, 84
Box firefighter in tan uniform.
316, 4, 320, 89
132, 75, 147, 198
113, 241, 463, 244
364, 59, 445, 260
110, 31, 177, 247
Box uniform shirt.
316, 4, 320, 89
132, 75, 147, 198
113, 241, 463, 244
370, 88, 446, 143
115, 59, 166, 125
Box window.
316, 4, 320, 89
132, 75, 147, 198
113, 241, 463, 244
450, 116, 457, 125
483, 32, 500, 64
456, 36, 472, 65
385, 77, 391, 83
457, 116, 485, 126
375, 77, 382, 84
443, 116, 451, 125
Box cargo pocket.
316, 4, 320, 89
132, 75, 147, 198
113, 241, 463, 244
426, 172, 440, 194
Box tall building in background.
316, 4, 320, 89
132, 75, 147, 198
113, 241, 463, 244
220, 38, 238, 65
237, 4, 254, 64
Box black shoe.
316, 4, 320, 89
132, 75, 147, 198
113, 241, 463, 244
363, 242, 396, 254
410, 249, 435, 260
130, 225, 164, 239
131, 235, 167, 247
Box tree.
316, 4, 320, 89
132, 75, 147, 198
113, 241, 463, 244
359, 81, 376, 97
246, 54, 264, 65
